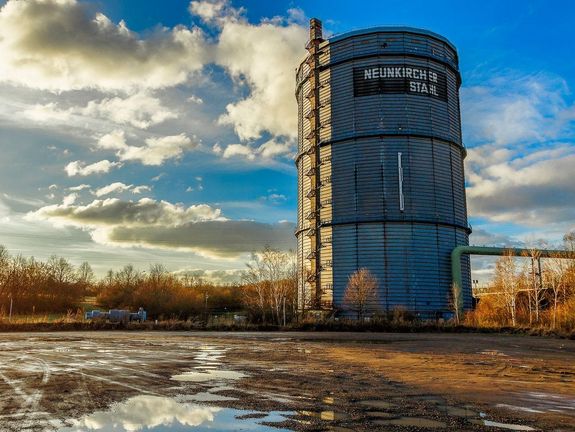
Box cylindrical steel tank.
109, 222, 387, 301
295, 20, 472, 317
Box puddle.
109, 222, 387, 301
470, 419, 536, 431
417, 395, 446, 405
172, 369, 247, 382
374, 417, 446, 428
506, 392, 575, 415
182, 392, 238, 402
57, 395, 293, 431
438, 405, 477, 417
366, 411, 396, 419
482, 420, 536, 431
472, 413, 537, 431
358, 400, 396, 410
480, 350, 509, 357
496, 404, 544, 414
301, 410, 348, 421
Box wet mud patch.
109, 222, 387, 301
0, 332, 572, 431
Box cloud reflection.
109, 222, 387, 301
61, 395, 220, 431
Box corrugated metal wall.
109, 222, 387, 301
296, 26, 471, 316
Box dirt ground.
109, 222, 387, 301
0, 331, 573, 431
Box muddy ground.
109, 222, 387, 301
0, 331, 573, 431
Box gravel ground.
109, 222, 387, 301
0, 331, 573, 431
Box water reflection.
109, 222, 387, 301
481, 420, 536, 431
171, 369, 247, 382
170, 345, 247, 383
58, 395, 292, 431
374, 417, 447, 428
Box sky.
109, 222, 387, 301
0, 0, 574, 283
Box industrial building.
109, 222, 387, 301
296, 19, 472, 316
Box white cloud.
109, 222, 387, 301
65, 160, 122, 177
189, 0, 242, 25
187, 95, 204, 104
97, 131, 199, 166
219, 138, 294, 160
268, 193, 287, 202
28, 196, 295, 257
215, 13, 306, 140
94, 182, 133, 197
0, 0, 209, 91
222, 144, 255, 160
123, 134, 198, 165
103, 220, 296, 258
81, 93, 178, 129
462, 73, 573, 146
29, 197, 221, 227
68, 184, 91, 191
97, 130, 128, 150
175, 268, 244, 285
287, 8, 307, 25
258, 138, 294, 158
467, 152, 575, 227
2, 0, 308, 148
132, 185, 151, 194
22, 103, 72, 122
93, 182, 151, 197
18, 92, 178, 132
469, 228, 521, 247
212, 143, 223, 155
62, 193, 78, 206
463, 72, 575, 229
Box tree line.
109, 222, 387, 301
0, 245, 92, 314
468, 233, 575, 332
1, 232, 574, 330
0, 244, 298, 323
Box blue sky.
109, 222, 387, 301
0, 0, 574, 282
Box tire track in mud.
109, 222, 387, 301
0, 336, 210, 430
0, 345, 173, 430
0, 355, 55, 431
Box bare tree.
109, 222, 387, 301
520, 248, 543, 325
564, 231, 575, 252
494, 252, 519, 326
77, 261, 95, 295
343, 268, 379, 321
544, 256, 569, 329
242, 247, 297, 325
47, 255, 75, 284
450, 282, 462, 324
77, 262, 94, 285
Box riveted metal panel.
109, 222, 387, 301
297, 25, 470, 316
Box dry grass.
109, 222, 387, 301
0, 315, 573, 339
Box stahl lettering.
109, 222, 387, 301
355, 64, 447, 101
